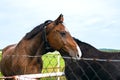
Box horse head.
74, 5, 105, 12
45, 14, 82, 59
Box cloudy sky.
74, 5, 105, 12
0, 0, 120, 49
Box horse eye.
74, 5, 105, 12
60, 32, 66, 37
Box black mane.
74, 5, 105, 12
24, 24, 44, 39
24, 20, 52, 39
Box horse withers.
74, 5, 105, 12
0, 14, 81, 80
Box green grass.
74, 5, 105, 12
42, 52, 65, 73
41, 52, 66, 80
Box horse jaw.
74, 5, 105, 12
67, 44, 82, 60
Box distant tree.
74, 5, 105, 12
100, 48, 120, 52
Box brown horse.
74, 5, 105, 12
64, 37, 120, 80
0, 14, 82, 80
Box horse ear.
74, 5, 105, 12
54, 14, 64, 25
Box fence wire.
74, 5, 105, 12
63, 56, 120, 80
0, 52, 120, 80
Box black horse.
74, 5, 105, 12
64, 37, 120, 80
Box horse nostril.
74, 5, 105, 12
77, 54, 79, 57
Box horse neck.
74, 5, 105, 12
16, 33, 45, 56
80, 43, 120, 59
77, 41, 100, 57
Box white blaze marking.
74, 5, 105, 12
64, 26, 82, 59
65, 27, 69, 32
76, 44, 82, 59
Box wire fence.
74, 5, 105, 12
63, 56, 120, 80
0, 51, 120, 80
